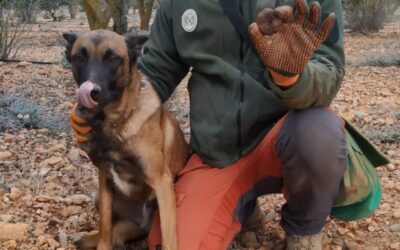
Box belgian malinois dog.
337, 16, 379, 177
63, 30, 189, 250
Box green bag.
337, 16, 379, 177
331, 120, 390, 221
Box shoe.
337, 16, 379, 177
285, 231, 324, 250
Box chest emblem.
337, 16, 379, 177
182, 9, 197, 32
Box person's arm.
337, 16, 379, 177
137, 0, 190, 103
251, 0, 345, 109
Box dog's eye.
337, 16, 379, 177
73, 54, 86, 65
106, 56, 121, 67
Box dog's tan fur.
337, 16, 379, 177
67, 30, 189, 250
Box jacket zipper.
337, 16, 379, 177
236, 2, 245, 158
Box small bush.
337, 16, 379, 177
15, 0, 40, 24
348, 52, 400, 67
39, 0, 70, 22
0, 0, 32, 59
343, 0, 399, 34
367, 128, 400, 143
0, 93, 68, 133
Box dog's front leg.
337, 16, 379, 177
97, 166, 113, 250
153, 173, 178, 250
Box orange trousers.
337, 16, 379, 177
148, 118, 285, 250
148, 108, 347, 250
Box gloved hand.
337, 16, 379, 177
249, 0, 335, 81
70, 102, 92, 143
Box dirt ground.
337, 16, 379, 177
0, 10, 399, 250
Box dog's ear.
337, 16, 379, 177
63, 32, 78, 63
124, 33, 149, 62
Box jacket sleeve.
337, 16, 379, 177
266, 0, 345, 109
137, 0, 190, 102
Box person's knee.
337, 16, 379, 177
276, 108, 347, 178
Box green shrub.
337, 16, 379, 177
343, 0, 400, 34
39, 0, 70, 21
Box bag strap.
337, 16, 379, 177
219, 0, 257, 54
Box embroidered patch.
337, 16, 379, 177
182, 9, 197, 32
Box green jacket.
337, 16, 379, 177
137, 0, 346, 167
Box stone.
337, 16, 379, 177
348, 221, 358, 229
240, 231, 261, 248
332, 239, 344, 246
3, 134, 14, 142
39, 166, 50, 176
390, 243, 400, 250
396, 183, 400, 192
61, 206, 81, 217
338, 227, 349, 235
47, 238, 61, 248
345, 240, 362, 250
0, 223, 29, 240
385, 181, 396, 190
47, 156, 63, 165
0, 183, 11, 196
68, 194, 91, 205
34, 195, 56, 202
2, 240, 17, 249
67, 148, 81, 165
393, 210, 400, 219
0, 151, 12, 160
389, 224, 400, 232
265, 211, 276, 222
0, 214, 13, 223
36, 235, 47, 246
387, 164, 396, 171
367, 225, 375, 232
9, 187, 22, 201
16, 61, 31, 68
58, 230, 68, 248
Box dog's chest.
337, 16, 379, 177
107, 150, 152, 200
110, 165, 134, 197
88, 132, 152, 200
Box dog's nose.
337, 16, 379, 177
90, 86, 101, 102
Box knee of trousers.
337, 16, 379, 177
276, 108, 347, 186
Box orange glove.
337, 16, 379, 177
249, 0, 335, 85
70, 103, 92, 143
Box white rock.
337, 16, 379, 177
0, 151, 12, 160
3, 240, 17, 249
46, 156, 63, 165
0, 223, 29, 240
68, 194, 91, 205
0, 214, 13, 223
9, 187, 22, 201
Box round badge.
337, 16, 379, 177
182, 9, 197, 32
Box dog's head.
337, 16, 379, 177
63, 30, 148, 111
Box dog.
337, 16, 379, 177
63, 29, 189, 250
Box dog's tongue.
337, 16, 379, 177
76, 81, 98, 109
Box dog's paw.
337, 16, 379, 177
67, 231, 98, 249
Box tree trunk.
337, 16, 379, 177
136, 0, 154, 30
68, 0, 79, 19
111, 0, 129, 34
82, 0, 112, 30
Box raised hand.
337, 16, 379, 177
249, 0, 335, 75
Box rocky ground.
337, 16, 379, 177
0, 10, 399, 250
